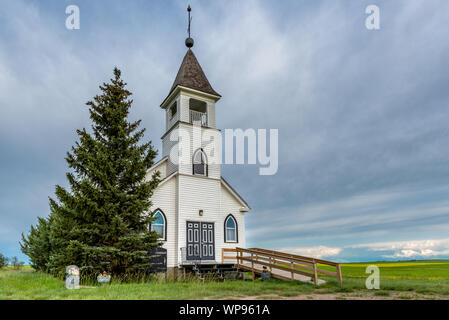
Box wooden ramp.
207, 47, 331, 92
222, 247, 342, 285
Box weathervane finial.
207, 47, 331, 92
185, 5, 194, 48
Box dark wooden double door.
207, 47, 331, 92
186, 221, 215, 261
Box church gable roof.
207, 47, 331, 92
168, 49, 221, 98
221, 177, 251, 211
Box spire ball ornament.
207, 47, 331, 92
185, 37, 194, 48
185, 5, 194, 48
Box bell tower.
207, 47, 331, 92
146, 6, 250, 271
160, 6, 222, 179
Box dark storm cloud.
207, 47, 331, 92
1, 0, 449, 261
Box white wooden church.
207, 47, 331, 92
145, 17, 250, 275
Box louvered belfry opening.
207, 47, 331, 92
189, 98, 207, 126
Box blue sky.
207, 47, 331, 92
1, 0, 449, 263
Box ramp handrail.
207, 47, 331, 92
222, 247, 342, 285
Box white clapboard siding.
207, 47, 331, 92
178, 92, 216, 128
164, 95, 181, 132
175, 174, 246, 265
220, 182, 246, 253
176, 174, 221, 264
176, 122, 221, 179
150, 83, 250, 269
149, 175, 178, 267
146, 158, 168, 181
179, 94, 190, 123
206, 101, 216, 128
162, 133, 179, 177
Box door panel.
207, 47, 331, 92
186, 222, 200, 260
186, 221, 215, 260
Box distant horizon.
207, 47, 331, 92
6, 257, 449, 267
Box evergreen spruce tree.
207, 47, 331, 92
20, 216, 52, 271
22, 68, 160, 278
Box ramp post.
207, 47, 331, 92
336, 264, 342, 284
251, 253, 255, 281
313, 262, 318, 285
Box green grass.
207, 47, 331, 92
0, 267, 316, 300
1, 260, 449, 299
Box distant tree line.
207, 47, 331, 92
0, 253, 24, 270
20, 68, 161, 279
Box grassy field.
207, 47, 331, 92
323, 260, 449, 280
0, 266, 318, 300
320, 260, 449, 297
1, 260, 449, 300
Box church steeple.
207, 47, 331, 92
159, 6, 222, 178
168, 50, 221, 98
163, 5, 220, 100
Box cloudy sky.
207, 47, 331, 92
1, 0, 449, 262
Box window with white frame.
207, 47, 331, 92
193, 148, 208, 176
150, 210, 166, 240
224, 215, 237, 243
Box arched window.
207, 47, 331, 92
193, 148, 208, 176
224, 215, 238, 243
150, 209, 166, 240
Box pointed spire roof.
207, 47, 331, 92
167, 49, 221, 98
